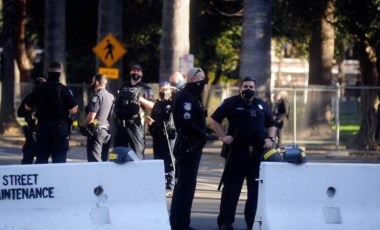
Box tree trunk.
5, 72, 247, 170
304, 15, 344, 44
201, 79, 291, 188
0, 0, 20, 135
304, 0, 335, 132
351, 42, 379, 149
159, 0, 190, 82
97, 0, 123, 94
16, 0, 33, 83
44, 0, 66, 84
240, 0, 272, 100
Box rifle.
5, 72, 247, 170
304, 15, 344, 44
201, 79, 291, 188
217, 130, 238, 191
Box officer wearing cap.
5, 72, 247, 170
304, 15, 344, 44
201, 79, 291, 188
82, 74, 114, 162
17, 77, 46, 164
25, 62, 78, 163
147, 81, 176, 191
170, 67, 218, 230
210, 76, 276, 230
113, 64, 154, 159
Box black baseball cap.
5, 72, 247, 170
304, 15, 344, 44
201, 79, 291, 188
131, 64, 143, 71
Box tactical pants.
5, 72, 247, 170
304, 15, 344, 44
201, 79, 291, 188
21, 126, 37, 164
152, 133, 175, 189
217, 144, 261, 229
35, 121, 70, 164
87, 128, 111, 162
114, 123, 145, 159
170, 139, 203, 230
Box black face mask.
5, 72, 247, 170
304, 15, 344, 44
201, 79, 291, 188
48, 72, 60, 82
241, 89, 255, 100
90, 82, 96, 92
186, 79, 206, 95
131, 73, 141, 81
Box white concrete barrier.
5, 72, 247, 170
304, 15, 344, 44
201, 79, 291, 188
0, 161, 170, 230
254, 162, 380, 230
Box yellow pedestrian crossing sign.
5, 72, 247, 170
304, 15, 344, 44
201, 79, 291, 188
93, 33, 127, 67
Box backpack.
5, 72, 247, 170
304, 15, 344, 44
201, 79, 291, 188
114, 86, 142, 120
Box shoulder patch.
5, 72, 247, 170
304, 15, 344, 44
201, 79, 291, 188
258, 104, 263, 110
183, 102, 192, 111
91, 96, 98, 103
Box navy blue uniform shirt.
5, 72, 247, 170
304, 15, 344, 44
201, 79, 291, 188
172, 89, 207, 139
26, 81, 77, 123
211, 95, 275, 147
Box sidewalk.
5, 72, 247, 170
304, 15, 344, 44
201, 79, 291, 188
1, 133, 380, 161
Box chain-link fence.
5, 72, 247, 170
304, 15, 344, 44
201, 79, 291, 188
16, 83, 365, 149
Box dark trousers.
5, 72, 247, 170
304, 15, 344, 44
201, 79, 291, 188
35, 121, 70, 164
87, 128, 111, 162
217, 145, 261, 229
152, 133, 175, 188
114, 123, 145, 159
170, 142, 202, 230
21, 126, 37, 164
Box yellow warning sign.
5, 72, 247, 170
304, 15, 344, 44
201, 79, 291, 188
93, 33, 127, 68
98, 67, 119, 80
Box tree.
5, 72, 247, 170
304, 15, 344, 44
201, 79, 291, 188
159, 0, 190, 82
97, 0, 122, 94
336, 0, 380, 149
0, 0, 18, 134
240, 0, 272, 99
44, 0, 66, 83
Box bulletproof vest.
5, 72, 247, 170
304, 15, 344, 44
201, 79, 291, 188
114, 86, 142, 120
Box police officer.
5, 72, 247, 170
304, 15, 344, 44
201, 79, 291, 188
82, 74, 114, 162
210, 76, 276, 230
17, 77, 46, 164
25, 62, 78, 164
169, 71, 186, 95
170, 67, 218, 230
113, 64, 154, 159
148, 81, 176, 190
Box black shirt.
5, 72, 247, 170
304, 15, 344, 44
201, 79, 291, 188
25, 81, 78, 123
211, 95, 275, 146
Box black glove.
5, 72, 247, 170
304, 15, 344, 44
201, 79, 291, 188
205, 134, 219, 142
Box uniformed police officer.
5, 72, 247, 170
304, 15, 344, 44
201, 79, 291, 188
148, 81, 176, 190
113, 64, 154, 159
210, 76, 276, 230
25, 62, 78, 164
82, 74, 114, 162
17, 77, 46, 164
170, 67, 218, 230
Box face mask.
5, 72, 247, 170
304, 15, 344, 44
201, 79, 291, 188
48, 72, 60, 82
131, 73, 141, 81
241, 89, 255, 100
173, 79, 185, 89
90, 82, 96, 92
186, 79, 206, 95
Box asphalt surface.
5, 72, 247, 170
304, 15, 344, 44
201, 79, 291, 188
0, 134, 379, 230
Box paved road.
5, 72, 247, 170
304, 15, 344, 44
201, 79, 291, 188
0, 135, 379, 230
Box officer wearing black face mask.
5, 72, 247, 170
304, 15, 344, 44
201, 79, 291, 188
170, 67, 218, 230
25, 62, 78, 164
210, 76, 276, 230
81, 74, 114, 162
147, 81, 176, 191
113, 64, 155, 159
